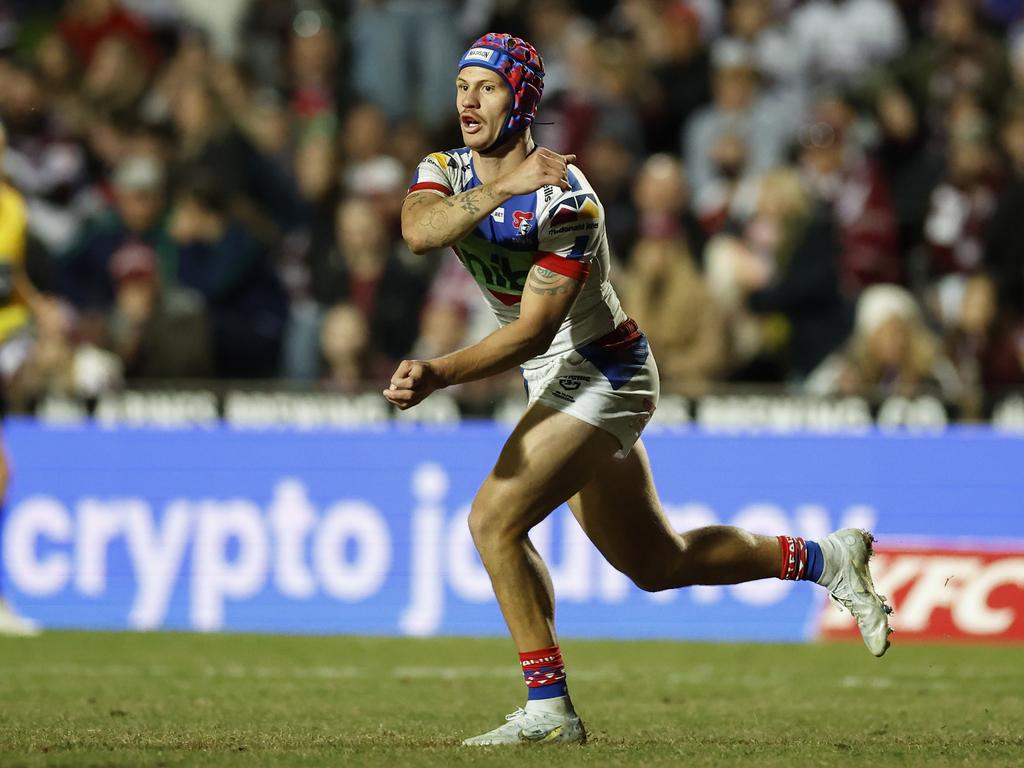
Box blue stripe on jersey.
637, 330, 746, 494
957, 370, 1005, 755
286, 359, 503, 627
568, 235, 589, 260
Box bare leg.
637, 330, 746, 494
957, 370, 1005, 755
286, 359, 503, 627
470, 404, 621, 651
568, 439, 782, 591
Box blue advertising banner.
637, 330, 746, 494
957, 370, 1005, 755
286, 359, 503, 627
2, 420, 1022, 641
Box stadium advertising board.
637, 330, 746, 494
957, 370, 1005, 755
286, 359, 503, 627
2, 420, 1022, 643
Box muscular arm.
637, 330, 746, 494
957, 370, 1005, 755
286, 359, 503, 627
401, 147, 577, 254
401, 185, 511, 254
433, 266, 581, 384
383, 265, 583, 407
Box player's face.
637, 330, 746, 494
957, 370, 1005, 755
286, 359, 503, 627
456, 68, 510, 151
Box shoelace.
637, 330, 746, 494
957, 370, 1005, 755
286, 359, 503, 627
830, 576, 892, 617
504, 708, 528, 723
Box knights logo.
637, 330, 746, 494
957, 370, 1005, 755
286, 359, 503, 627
512, 210, 535, 238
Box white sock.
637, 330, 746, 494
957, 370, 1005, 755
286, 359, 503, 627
816, 535, 838, 586
525, 695, 575, 717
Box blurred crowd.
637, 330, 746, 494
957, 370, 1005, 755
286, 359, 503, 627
1, 0, 1024, 417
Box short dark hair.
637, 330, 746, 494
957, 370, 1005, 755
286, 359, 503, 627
177, 169, 231, 216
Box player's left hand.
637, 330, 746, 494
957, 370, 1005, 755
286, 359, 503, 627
382, 359, 446, 410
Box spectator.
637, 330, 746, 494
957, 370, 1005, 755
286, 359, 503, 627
57, 0, 156, 69
720, 0, 805, 118
170, 74, 303, 237
169, 174, 288, 378
81, 33, 150, 113
635, 3, 711, 155
104, 241, 213, 379
621, 236, 726, 392
349, 0, 464, 131
799, 96, 902, 295
984, 166, 1024, 316
941, 273, 1024, 415
707, 168, 852, 379
871, 84, 945, 267
0, 59, 96, 256
338, 103, 407, 229
631, 154, 704, 267
1000, 99, 1024, 178
685, 40, 791, 224
788, 0, 907, 90
59, 155, 173, 313
308, 196, 429, 365
893, 0, 1009, 129
410, 300, 471, 361
287, 7, 341, 126
552, 31, 647, 162
922, 115, 1000, 281
319, 302, 378, 393
581, 134, 638, 263
3, 294, 122, 412
807, 283, 962, 400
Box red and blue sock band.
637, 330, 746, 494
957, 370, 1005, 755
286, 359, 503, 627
777, 536, 824, 582
519, 645, 568, 700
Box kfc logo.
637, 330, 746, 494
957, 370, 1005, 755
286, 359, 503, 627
819, 544, 1024, 642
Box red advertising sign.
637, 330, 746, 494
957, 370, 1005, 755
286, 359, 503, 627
819, 544, 1024, 643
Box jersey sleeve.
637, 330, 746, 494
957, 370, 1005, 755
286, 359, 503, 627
408, 152, 455, 196
533, 183, 602, 282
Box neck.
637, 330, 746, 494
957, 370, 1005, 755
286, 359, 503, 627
471, 131, 534, 184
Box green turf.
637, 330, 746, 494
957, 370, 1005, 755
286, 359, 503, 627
0, 632, 1021, 767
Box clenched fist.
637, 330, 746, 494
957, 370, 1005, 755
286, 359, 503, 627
382, 359, 447, 410
497, 147, 577, 197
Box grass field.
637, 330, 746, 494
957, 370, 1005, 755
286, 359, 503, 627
0, 632, 1021, 767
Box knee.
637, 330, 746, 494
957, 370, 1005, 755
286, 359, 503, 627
468, 492, 520, 556
629, 560, 687, 593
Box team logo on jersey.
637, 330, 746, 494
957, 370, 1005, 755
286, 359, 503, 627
550, 193, 600, 227
512, 210, 534, 237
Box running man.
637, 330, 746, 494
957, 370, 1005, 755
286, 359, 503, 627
385, 33, 892, 746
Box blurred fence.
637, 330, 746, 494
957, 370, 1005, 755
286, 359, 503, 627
2, 418, 1022, 643
23, 386, 1024, 431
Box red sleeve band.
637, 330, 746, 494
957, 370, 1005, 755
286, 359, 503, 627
534, 253, 591, 282
408, 181, 452, 196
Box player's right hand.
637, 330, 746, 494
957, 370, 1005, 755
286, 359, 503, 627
498, 148, 577, 196
382, 359, 446, 410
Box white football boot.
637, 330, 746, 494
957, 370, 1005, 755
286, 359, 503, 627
0, 600, 40, 637
462, 707, 587, 746
818, 529, 893, 657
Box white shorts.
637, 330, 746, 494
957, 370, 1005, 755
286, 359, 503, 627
523, 319, 660, 455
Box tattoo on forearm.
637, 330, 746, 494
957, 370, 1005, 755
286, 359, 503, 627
423, 207, 450, 231
410, 183, 503, 239
458, 189, 482, 215
527, 266, 573, 295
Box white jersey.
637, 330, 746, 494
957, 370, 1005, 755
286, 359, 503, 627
409, 147, 627, 370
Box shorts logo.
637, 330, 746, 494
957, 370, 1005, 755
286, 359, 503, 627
464, 47, 495, 62
558, 375, 589, 391
512, 210, 534, 237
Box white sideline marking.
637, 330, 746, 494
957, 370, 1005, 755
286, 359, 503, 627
839, 675, 953, 691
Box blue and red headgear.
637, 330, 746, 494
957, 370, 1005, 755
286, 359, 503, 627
458, 33, 545, 153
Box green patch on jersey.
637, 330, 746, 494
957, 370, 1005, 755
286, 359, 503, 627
456, 233, 536, 297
